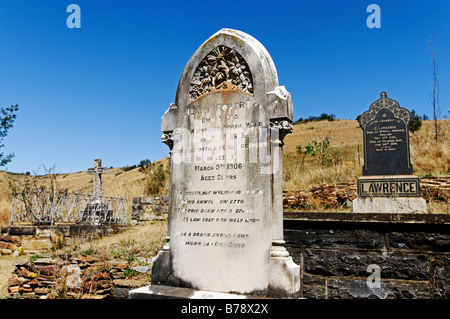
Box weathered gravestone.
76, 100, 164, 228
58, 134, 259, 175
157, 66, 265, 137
129, 29, 300, 298
353, 92, 426, 213
87, 159, 108, 203
81, 159, 112, 224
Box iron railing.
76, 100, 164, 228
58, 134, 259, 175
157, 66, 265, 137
10, 186, 128, 226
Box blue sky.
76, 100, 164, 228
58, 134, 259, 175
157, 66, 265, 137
0, 0, 449, 174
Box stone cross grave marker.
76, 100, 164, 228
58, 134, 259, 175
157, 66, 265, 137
353, 92, 426, 213
87, 159, 108, 203
130, 29, 300, 299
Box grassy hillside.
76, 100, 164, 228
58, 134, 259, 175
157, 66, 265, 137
283, 119, 449, 190
0, 157, 170, 224
0, 119, 448, 224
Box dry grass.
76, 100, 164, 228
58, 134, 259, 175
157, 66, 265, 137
283, 119, 363, 154
283, 120, 364, 190
64, 220, 167, 262
283, 119, 449, 190
0, 198, 11, 225
409, 120, 450, 176
0, 254, 29, 299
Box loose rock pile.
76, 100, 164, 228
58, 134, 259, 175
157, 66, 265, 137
7, 254, 150, 299
0, 234, 21, 255
420, 177, 450, 202
283, 177, 450, 210
284, 183, 357, 210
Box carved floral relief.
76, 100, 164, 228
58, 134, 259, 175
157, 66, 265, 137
189, 46, 253, 101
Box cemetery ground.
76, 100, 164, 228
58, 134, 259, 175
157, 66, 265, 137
0, 220, 167, 299
0, 118, 448, 298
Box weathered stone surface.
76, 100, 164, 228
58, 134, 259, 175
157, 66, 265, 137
8, 275, 20, 286
34, 287, 50, 295
303, 248, 430, 280
284, 213, 449, 299
327, 279, 431, 299
7, 226, 36, 236
284, 228, 385, 249
358, 92, 413, 176
8, 286, 20, 294
284, 211, 450, 224
129, 285, 256, 299
0, 241, 18, 250
434, 255, 450, 299
326, 279, 386, 299
111, 287, 129, 299
131, 266, 150, 273
357, 176, 421, 198
106, 260, 128, 269
131, 197, 169, 224
21, 238, 52, 252
302, 274, 325, 286
388, 231, 450, 252
39, 265, 56, 276
302, 285, 326, 299
33, 257, 54, 265
148, 28, 299, 298
353, 196, 426, 213
0, 234, 20, 243
113, 278, 150, 288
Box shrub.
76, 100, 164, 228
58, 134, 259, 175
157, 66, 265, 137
296, 137, 342, 168
409, 109, 422, 134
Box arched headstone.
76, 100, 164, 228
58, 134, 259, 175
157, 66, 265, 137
354, 92, 426, 213
131, 29, 300, 298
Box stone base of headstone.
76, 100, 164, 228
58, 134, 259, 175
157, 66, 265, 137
267, 255, 301, 298
353, 175, 426, 213
80, 202, 113, 225
353, 197, 427, 213
145, 248, 301, 299
128, 284, 269, 299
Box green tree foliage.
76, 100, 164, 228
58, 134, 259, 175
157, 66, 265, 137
1, 104, 19, 166
146, 163, 166, 196
138, 159, 152, 174
295, 113, 335, 124
138, 159, 167, 196
409, 109, 423, 134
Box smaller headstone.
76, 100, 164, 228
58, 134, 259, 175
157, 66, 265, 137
81, 159, 112, 224
353, 92, 426, 213
87, 159, 108, 203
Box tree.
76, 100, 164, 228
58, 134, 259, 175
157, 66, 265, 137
409, 109, 422, 134
138, 159, 152, 174
0, 104, 19, 166
295, 113, 336, 124
146, 163, 166, 196
428, 35, 441, 141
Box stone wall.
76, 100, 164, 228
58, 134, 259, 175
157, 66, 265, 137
0, 225, 121, 255
283, 177, 450, 210
131, 197, 169, 225
284, 212, 450, 299
7, 253, 151, 299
